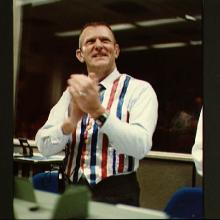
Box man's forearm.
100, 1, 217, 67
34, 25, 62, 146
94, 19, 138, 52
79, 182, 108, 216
100, 114, 155, 159
61, 118, 76, 135
35, 124, 70, 157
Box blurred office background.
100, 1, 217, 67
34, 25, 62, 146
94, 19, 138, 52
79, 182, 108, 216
14, 0, 202, 154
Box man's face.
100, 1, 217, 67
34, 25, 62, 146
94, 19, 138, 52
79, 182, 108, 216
77, 25, 119, 72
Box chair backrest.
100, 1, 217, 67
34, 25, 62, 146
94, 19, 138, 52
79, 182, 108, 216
52, 185, 91, 219
14, 176, 37, 202
164, 187, 203, 219
32, 171, 59, 193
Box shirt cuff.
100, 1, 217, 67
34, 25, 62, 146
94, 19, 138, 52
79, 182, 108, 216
99, 113, 116, 133
42, 123, 69, 144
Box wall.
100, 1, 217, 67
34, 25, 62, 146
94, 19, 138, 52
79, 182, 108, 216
137, 154, 203, 211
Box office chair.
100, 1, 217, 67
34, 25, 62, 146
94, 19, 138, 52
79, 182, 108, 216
164, 187, 203, 219
32, 171, 59, 193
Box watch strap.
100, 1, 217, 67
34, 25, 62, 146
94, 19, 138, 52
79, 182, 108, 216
95, 111, 109, 127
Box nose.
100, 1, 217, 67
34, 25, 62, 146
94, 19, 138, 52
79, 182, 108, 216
94, 38, 103, 49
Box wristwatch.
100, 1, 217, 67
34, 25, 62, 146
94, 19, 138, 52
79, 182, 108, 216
95, 111, 109, 127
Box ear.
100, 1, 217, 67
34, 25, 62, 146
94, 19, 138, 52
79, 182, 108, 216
114, 43, 120, 59
76, 48, 84, 63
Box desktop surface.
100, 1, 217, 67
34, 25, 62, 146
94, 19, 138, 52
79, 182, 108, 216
14, 189, 168, 219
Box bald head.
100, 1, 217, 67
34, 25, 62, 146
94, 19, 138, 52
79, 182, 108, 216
78, 22, 116, 48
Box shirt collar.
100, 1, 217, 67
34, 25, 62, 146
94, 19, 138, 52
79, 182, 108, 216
99, 68, 121, 90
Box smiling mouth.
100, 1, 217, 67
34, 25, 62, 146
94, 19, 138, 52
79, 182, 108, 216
93, 54, 107, 58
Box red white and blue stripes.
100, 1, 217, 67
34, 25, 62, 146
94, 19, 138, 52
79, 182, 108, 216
63, 74, 137, 185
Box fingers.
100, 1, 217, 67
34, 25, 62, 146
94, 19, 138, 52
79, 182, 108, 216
68, 73, 98, 88
67, 86, 77, 96
67, 75, 84, 97
68, 74, 88, 89
67, 74, 98, 96
88, 72, 99, 84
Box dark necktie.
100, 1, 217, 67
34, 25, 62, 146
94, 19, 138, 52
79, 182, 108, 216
98, 84, 105, 102
99, 83, 105, 92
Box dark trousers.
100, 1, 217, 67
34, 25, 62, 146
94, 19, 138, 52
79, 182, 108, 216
64, 172, 140, 207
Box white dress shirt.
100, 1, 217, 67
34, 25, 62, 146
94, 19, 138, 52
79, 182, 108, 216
35, 68, 158, 184
191, 108, 203, 176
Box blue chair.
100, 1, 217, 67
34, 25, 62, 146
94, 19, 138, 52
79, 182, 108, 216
32, 171, 59, 193
164, 187, 203, 219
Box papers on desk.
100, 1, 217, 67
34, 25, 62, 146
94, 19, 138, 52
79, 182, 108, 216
13, 152, 64, 163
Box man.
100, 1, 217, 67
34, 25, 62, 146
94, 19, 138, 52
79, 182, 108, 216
35, 22, 158, 206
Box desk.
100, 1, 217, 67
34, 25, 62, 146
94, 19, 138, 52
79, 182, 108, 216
13, 153, 64, 177
14, 190, 168, 219
13, 138, 65, 177
13, 138, 198, 211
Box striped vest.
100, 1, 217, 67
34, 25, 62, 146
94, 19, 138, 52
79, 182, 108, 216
63, 74, 138, 185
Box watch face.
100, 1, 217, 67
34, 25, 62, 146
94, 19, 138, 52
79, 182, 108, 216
96, 112, 109, 127
96, 120, 102, 127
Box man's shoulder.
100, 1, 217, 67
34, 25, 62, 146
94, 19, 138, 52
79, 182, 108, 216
120, 73, 152, 88
53, 89, 71, 105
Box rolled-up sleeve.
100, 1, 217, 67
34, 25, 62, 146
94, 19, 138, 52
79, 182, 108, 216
191, 108, 203, 176
100, 82, 158, 159
35, 90, 71, 156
